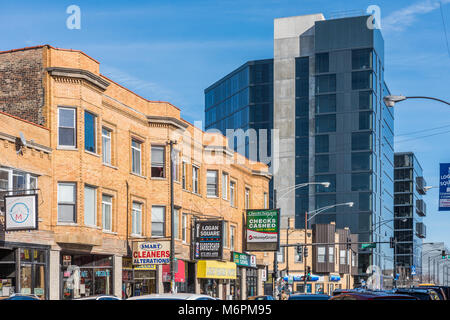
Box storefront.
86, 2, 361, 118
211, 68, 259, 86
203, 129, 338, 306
122, 257, 156, 299
162, 259, 186, 293
197, 260, 236, 299
231, 252, 257, 299
0, 243, 49, 300
61, 253, 114, 300
230, 267, 241, 300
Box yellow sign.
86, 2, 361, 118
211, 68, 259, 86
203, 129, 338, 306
196, 260, 236, 279
134, 264, 156, 270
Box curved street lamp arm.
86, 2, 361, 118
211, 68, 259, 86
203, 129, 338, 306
405, 96, 450, 106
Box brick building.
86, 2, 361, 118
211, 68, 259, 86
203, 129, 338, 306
0, 45, 270, 300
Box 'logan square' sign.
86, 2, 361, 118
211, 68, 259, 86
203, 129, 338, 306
132, 241, 170, 265
439, 163, 450, 211
4, 194, 38, 231
246, 209, 280, 251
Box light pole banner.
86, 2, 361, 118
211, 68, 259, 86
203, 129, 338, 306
4, 194, 38, 231
439, 163, 450, 211
246, 209, 280, 251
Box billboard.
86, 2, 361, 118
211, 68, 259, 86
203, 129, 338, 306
132, 241, 170, 265
193, 220, 223, 260
439, 163, 450, 211
246, 209, 280, 251
4, 194, 38, 231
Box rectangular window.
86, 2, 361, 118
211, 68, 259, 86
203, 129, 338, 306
173, 150, 180, 182
315, 94, 336, 113
58, 108, 76, 147
352, 132, 372, 151
84, 185, 97, 226
174, 208, 180, 239
264, 193, 268, 209
245, 188, 250, 209
102, 128, 112, 165
352, 152, 373, 171
152, 206, 165, 237
315, 53, 329, 73
352, 49, 372, 70
359, 91, 373, 110
315, 174, 336, 193
182, 161, 187, 189
230, 181, 236, 207
58, 183, 76, 223
131, 139, 142, 175
84, 111, 97, 153
102, 195, 112, 231
352, 71, 372, 90
318, 246, 326, 263
132, 202, 142, 236
340, 250, 346, 265
192, 166, 199, 194
315, 155, 329, 173
230, 226, 236, 252
151, 146, 165, 178
206, 170, 218, 197
359, 111, 373, 130
315, 114, 336, 133
352, 173, 372, 191
359, 192, 373, 211
315, 135, 329, 153
182, 213, 188, 242
316, 194, 336, 212
329, 247, 334, 264
222, 173, 228, 200
223, 221, 228, 248
316, 74, 336, 93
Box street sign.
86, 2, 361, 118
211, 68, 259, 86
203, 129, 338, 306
411, 265, 416, 276
439, 163, 450, 211
361, 243, 376, 249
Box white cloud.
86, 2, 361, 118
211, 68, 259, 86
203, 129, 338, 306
383, 0, 450, 32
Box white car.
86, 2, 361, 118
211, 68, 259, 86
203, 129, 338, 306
127, 293, 218, 300
74, 295, 122, 300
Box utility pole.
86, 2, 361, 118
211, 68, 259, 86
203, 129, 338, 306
304, 211, 307, 293
168, 140, 177, 294
272, 189, 278, 299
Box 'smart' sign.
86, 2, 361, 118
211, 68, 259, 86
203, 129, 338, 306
132, 241, 170, 265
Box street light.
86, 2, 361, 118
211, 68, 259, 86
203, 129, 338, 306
383, 95, 450, 107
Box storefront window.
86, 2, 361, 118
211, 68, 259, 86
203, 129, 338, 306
246, 268, 257, 298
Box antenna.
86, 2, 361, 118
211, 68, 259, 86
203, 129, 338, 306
19, 132, 27, 147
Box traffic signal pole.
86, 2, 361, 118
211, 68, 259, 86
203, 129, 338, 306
304, 211, 307, 293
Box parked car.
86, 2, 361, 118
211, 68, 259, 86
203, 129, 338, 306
247, 295, 275, 300
392, 288, 441, 300
2, 294, 41, 300
330, 291, 419, 300
127, 293, 217, 300
417, 284, 449, 300
74, 295, 121, 300
288, 294, 330, 300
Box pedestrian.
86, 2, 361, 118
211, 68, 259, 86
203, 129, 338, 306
281, 289, 289, 300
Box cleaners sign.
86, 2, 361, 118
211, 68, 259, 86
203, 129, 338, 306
194, 220, 223, 260
132, 241, 170, 265
246, 209, 280, 251
439, 163, 450, 211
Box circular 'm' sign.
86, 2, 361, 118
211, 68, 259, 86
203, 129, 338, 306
9, 202, 30, 224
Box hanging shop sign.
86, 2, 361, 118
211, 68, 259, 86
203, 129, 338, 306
132, 241, 170, 265
246, 209, 280, 251
439, 163, 450, 211
232, 252, 257, 268
4, 194, 38, 231
194, 220, 223, 260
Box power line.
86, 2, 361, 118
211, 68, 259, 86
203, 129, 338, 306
440, 1, 450, 60
396, 123, 450, 137
396, 129, 450, 144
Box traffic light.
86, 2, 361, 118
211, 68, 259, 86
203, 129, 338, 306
346, 237, 352, 250
306, 266, 311, 280
296, 246, 303, 256
304, 247, 308, 257
442, 250, 446, 259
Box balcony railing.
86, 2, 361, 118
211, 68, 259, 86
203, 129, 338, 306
416, 199, 426, 217
416, 176, 427, 195
416, 222, 426, 239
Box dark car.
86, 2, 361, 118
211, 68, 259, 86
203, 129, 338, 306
247, 295, 275, 300
330, 291, 419, 300
393, 288, 441, 300
2, 294, 41, 300
417, 285, 448, 300
288, 294, 330, 300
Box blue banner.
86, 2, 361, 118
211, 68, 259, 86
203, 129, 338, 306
439, 163, 450, 211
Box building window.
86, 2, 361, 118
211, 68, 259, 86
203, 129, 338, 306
132, 202, 142, 236
359, 111, 373, 130
230, 181, 236, 207
174, 208, 180, 239
315, 52, 329, 73
315, 155, 329, 173
352, 173, 372, 191
315, 94, 336, 113
84, 111, 97, 153
182, 161, 187, 190
84, 185, 97, 227
315, 74, 336, 93
58, 107, 76, 147
131, 139, 142, 175
102, 195, 112, 232
352, 132, 372, 151
182, 213, 188, 242
222, 172, 228, 200
359, 91, 373, 110
152, 206, 165, 237
151, 146, 165, 178
223, 221, 228, 248
245, 188, 250, 209
230, 226, 236, 252
264, 193, 268, 209
318, 247, 326, 263
352, 48, 372, 70
192, 166, 199, 194
352, 71, 372, 90
102, 127, 112, 165
58, 183, 77, 223
206, 170, 218, 197
339, 250, 346, 265
329, 247, 334, 264
315, 135, 329, 153
315, 114, 336, 133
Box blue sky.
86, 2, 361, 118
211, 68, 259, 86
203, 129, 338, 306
1, 0, 450, 247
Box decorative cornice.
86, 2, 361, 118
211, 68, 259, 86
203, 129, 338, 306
0, 132, 52, 154
146, 115, 189, 131
251, 169, 272, 179
47, 67, 110, 91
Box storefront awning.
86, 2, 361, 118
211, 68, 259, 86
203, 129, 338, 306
329, 275, 341, 281
196, 260, 236, 279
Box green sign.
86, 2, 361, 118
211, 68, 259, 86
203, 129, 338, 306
246, 209, 280, 251
232, 252, 256, 268
361, 243, 376, 249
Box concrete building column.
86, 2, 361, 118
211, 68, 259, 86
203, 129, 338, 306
113, 255, 122, 298
225, 280, 231, 300
218, 280, 223, 300
49, 249, 60, 300
156, 265, 164, 293
257, 268, 263, 296
241, 268, 247, 300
